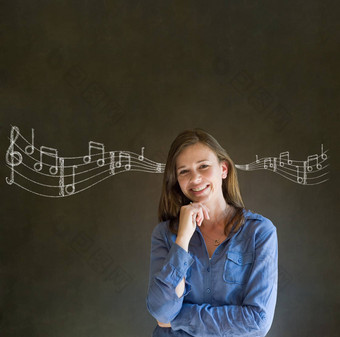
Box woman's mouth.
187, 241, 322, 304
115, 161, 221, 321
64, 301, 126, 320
191, 185, 210, 194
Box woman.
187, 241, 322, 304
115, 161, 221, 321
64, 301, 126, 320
146, 129, 278, 336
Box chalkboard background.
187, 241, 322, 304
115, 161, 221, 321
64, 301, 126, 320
1, 1, 339, 336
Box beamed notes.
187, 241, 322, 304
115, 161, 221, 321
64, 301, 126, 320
5, 126, 165, 198
5, 126, 330, 197
236, 146, 329, 185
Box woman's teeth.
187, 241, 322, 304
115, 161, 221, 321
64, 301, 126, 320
192, 185, 208, 192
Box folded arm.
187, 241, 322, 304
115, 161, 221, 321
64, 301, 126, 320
146, 224, 194, 323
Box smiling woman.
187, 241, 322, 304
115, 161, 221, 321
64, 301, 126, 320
146, 128, 278, 337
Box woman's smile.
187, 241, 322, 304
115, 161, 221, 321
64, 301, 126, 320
190, 184, 210, 194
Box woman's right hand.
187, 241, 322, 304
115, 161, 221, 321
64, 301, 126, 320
176, 202, 210, 251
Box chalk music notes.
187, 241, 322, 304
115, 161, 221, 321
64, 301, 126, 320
5, 126, 165, 198
5, 125, 330, 198
83, 141, 105, 166
235, 145, 330, 185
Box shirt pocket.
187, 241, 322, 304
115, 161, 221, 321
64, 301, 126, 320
223, 251, 253, 285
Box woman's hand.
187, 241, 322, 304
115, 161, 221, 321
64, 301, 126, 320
176, 202, 210, 251
157, 320, 171, 328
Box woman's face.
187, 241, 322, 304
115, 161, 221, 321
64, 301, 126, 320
175, 142, 228, 203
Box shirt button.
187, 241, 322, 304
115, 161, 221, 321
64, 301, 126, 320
184, 262, 187, 266
206, 288, 211, 293
238, 258, 242, 263
207, 267, 210, 272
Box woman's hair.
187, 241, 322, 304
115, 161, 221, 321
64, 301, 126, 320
158, 128, 246, 234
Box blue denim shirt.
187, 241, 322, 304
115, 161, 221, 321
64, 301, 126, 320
146, 209, 278, 337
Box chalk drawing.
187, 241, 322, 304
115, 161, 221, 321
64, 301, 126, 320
5, 126, 330, 197
235, 145, 329, 185
5, 125, 165, 198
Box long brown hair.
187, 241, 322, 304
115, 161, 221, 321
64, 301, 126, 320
158, 128, 246, 234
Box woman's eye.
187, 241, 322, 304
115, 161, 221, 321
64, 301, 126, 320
179, 170, 188, 175
200, 165, 209, 169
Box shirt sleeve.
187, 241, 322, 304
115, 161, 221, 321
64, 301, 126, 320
146, 222, 195, 323
170, 224, 278, 337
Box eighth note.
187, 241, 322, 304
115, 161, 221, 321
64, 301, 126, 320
279, 151, 292, 167
307, 154, 322, 172
83, 141, 105, 167
264, 158, 272, 169
116, 151, 131, 171
34, 146, 59, 175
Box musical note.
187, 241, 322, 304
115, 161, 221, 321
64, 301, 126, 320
65, 165, 77, 195
320, 144, 327, 160
34, 146, 59, 174
109, 151, 115, 175
83, 141, 105, 166
138, 147, 145, 161
264, 158, 272, 169
235, 145, 330, 186
115, 151, 131, 170
5, 126, 330, 198
279, 151, 292, 167
5, 126, 23, 185
24, 128, 35, 155
297, 161, 307, 185
307, 154, 322, 172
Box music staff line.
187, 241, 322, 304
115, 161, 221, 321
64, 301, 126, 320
6, 126, 330, 198
236, 153, 329, 174
5, 126, 165, 198
235, 146, 330, 186
6, 163, 154, 198
7, 142, 164, 177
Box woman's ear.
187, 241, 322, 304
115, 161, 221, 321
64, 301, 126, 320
221, 161, 228, 179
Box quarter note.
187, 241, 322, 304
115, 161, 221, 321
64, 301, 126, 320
83, 141, 105, 166
297, 161, 307, 185
320, 144, 327, 160
34, 146, 59, 174
24, 128, 35, 155
65, 165, 77, 195
138, 147, 145, 161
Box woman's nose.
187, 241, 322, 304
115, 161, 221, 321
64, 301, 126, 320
190, 171, 202, 183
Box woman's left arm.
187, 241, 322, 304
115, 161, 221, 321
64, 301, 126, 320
170, 226, 278, 337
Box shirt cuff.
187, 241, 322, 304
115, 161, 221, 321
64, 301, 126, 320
155, 243, 195, 288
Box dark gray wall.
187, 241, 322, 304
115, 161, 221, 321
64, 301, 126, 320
1, 1, 339, 336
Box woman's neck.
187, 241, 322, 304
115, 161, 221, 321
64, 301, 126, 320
202, 197, 235, 230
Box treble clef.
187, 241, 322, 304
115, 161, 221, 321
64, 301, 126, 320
6, 126, 23, 185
